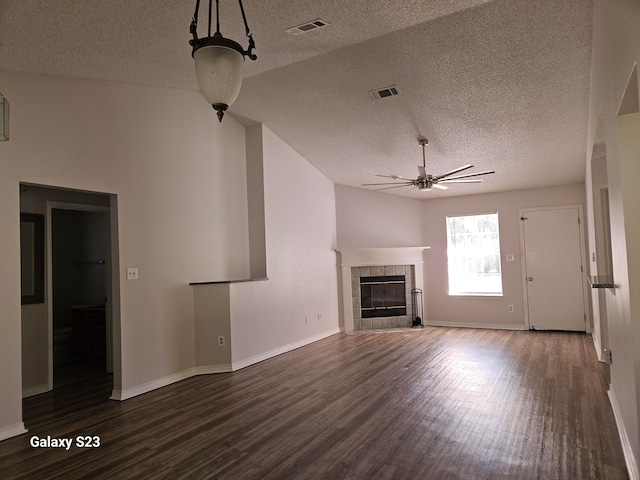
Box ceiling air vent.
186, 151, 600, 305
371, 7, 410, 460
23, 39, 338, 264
285, 19, 330, 35
369, 85, 401, 100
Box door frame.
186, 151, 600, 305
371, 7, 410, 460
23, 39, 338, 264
592, 184, 613, 277
519, 204, 591, 332
592, 184, 612, 360
46, 201, 113, 389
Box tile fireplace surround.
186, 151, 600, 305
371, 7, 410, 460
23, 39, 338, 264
336, 247, 430, 332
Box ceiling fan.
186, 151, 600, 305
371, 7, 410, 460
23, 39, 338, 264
362, 139, 495, 192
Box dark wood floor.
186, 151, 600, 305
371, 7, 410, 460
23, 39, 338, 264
0, 327, 629, 479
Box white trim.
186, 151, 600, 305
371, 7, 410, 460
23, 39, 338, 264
447, 293, 504, 298
0, 423, 28, 442
593, 184, 613, 277
591, 184, 612, 358
231, 328, 340, 371
22, 382, 50, 398
608, 387, 640, 480
336, 247, 430, 266
426, 321, 526, 331
110, 368, 198, 401
591, 335, 606, 363
445, 212, 503, 296
194, 365, 233, 375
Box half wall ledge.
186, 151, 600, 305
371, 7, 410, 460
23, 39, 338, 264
189, 277, 268, 285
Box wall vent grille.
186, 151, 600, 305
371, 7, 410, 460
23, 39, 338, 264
285, 19, 330, 35
369, 85, 401, 100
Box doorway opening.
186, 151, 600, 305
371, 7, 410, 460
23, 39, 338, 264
50, 205, 111, 389
19, 184, 120, 418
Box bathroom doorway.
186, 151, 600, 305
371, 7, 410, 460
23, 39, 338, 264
50, 204, 112, 388
20, 184, 119, 399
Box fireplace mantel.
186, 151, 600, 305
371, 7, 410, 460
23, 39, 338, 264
336, 247, 430, 267
336, 247, 430, 332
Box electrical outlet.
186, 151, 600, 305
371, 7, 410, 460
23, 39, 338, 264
317, 312, 323, 321
506, 254, 515, 262
217, 335, 226, 347
508, 304, 514, 312
126, 268, 138, 280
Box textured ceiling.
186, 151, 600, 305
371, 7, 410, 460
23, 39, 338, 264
0, 0, 593, 198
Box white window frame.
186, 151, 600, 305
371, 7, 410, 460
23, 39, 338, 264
446, 212, 503, 296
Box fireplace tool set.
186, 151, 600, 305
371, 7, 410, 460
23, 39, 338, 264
411, 288, 423, 327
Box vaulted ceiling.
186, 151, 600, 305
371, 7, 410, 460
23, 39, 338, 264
0, 0, 593, 197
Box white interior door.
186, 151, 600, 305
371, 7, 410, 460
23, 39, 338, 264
521, 206, 587, 331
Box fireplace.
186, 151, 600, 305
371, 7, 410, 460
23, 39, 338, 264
351, 265, 414, 330
336, 247, 430, 332
360, 274, 406, 318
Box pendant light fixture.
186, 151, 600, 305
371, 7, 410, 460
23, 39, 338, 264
189, 0, 257, 122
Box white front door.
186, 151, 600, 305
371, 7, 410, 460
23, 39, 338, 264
521, 206, 587, 331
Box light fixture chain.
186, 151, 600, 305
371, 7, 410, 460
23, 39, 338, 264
190, 0, 201, 42
215, 0, 220, 35
238, 0, 251, 38
208, 0, 213, 37
238, 0, 256, 59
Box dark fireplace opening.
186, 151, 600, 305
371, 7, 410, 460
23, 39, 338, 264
360, 275, 406, 318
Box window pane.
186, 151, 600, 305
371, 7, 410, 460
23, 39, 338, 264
446, 213, 503, 295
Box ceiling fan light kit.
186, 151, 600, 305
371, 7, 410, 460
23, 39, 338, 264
362, 138, 495, 193
189, 0, 257, 122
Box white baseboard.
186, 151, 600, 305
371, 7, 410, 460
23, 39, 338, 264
231, 328, 341, 371
22, 383, 50, 398
110, 368, 198, 401
608, 386, 640, 480
110, 329, 341, 401
591, 335, 606, 363
194, 364, 233, 375
426, 321, 526, 331
0, 423, 28, 442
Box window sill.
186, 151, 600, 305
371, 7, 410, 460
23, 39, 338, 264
448, 293, 504, 298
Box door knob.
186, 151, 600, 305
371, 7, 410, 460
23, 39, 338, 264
527, 277, 533, 281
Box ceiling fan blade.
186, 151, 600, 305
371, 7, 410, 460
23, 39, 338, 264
432, 164, 473, 180
440, 170, 495, 181
372, 184, 416, 191
438, 179, 483, 184
418, 166, 427, 178
432, 184, 449, 190
375, 174, 412, 180
362, 181, 413, 186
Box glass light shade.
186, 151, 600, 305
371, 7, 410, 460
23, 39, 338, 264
193, 45, 244, 107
